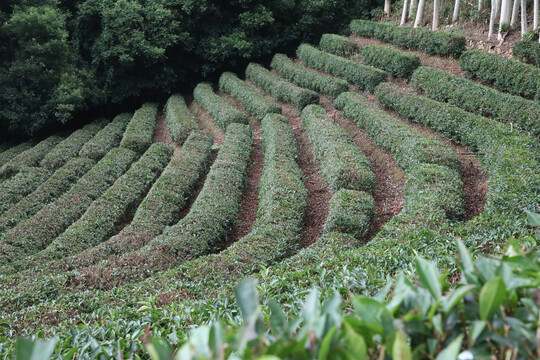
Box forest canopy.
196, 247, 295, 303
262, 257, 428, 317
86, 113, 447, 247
0, 0, 379, 137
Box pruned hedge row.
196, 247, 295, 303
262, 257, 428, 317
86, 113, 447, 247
296, 44, 387, 92
164, 94, 198, 145
334, 92, 460, 171
245, 63, 319, 111
0, 135, 63, 179
193, 82, 249, 129
0, 142, 33, 167
165, 114, 308, 288
40, 120, 106, 171
119, 103, 158, 154
318, 33, 359, 56
0, 147, 137, 266
324, 189, 374, 239
349, 20, 466, 57
301, 104, 374, 192
512, 40, 540, 67
358, 45, 421, 78
219, 72, 282, 120
410, 66, 540, 137
271, 53, 349, 98
0, 157, 95, 237
85, 123, 253, 286
79, 113, 131, 161
374, 82, 540, 221
0, 167, 51, 214
459, 50, 540, 100
61, 131, 213, 271
30, 143, 173, 265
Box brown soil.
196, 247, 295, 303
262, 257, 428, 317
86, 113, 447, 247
351, 35, 466, 76
319, 96, 406, 238
279, 102, 331, 248
362, 90, 488, 221
153, 113, 181, 155
189, 102, 225, 145
218, 92, 264, 248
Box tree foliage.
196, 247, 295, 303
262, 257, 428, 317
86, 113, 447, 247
0, 0, 379, 137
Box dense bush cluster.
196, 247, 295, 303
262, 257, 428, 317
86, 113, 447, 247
296, 44, 387, 92
302, 104, 374, 192
0, 157, 95, 237
119, 103, 158, 154
350, 20, 466, 57
459, 50, 540, 100
0, 166, 51, 214
245, 63, 319, 110
64, 131, 214, 272
359, 45, 421, 78
0, 147, 137, 266
219, 72, 282, 120
271, 53, 350, 98
410, 66, 540, 137
193, 82, 248, 130
318, 33, 359, 56
0, 142, 33, 167
513, 40, 540, 66
324, 189, 374, 238
0, 135, 63, 179
164, 94, 198, 145
0, 0, 375, 137
167, 114, 308, 288
334, 92, 460, 171
30, 143, 172, 266
373, 82, 540, 221
87, 124, 253, 286
78, 113, 131, 161
40, 120, 106, 171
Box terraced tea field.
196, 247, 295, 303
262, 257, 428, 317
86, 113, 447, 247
0, 20, 538, 358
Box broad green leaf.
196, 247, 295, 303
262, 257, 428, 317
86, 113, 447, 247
351, 297, 386, 334
16, 338, 57, 360
415, 257, 442, 300
343, 321, 367, 359
525, 210, 540, 227
302, 288, 321, 325
432, 314, 443, 335
442, 285, 476, 314
456, 240, 473, 273
469, 321, 486, 345
435, 335, 463, 360
269, 299, 288, 335
392, 332, 412, 360
479, 277, 507, 320
146, 338, 173, 360
235, 278, 259, 319
318, 325, 337, 360
209, 321, 224, 359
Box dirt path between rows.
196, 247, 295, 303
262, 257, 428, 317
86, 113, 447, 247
362, 90, 488, 221
153, 113, 181, 155
188, 102, 225, 145
319, 96, 406, 240
219, 93, 263, 248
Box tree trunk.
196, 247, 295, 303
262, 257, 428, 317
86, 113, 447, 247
453, 0, 461, 22
534, 0, 538, 29
511, 0, 520, 26
401, 0, 409, 24
433, 0, 441, 29
414, 0, 427, 27
498, 0, 512, 39
522, 0, 528, 36
479, 0, 483, 11
409, 0, 417, 19
488, 0, 501, 38
385, 0, 392, 15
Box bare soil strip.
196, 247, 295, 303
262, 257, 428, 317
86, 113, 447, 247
189, 101, 225, 145
319, 96, 406, 239
153, 113, 181, 155
351, 35, 466, 77
219, 93, 263, 248
362, 91, 488, 221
